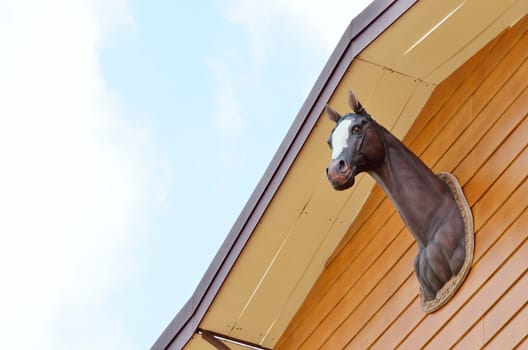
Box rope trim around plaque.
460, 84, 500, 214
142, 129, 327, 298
420, 172, 475, 313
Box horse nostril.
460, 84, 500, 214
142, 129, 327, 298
338, 160, 346, 172
326, 167, 329, 175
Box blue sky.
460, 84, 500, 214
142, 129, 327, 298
0, 0, 371, 348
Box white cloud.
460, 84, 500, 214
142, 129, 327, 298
0, 1, 159, 349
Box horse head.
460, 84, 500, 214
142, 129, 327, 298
326, 91, 385, 190
325, 90, 474, 312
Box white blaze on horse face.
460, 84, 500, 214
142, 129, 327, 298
331, 119, 352, 160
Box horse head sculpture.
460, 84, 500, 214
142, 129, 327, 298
326, 91, 474, 312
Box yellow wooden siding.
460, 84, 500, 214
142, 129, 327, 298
275, 12, 528, 350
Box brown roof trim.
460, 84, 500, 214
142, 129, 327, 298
151, 1, 417, 349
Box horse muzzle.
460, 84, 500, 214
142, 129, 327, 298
326, 159, 356, 190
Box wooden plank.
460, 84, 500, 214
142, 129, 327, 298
326, 186, 387, 267
472, 146, 528, 231
329, 197, 395, 273
369, 295, 421, 350
320, 200, 398, 295
482, 274, 528, 344
435, 86, 528, 176
396, 212, 528, 349
463, 120, 528, 207
471, 32, 528, 115
515, 335, 528, 350
321, 249, 417, 350
419, 99, 473, 168
452, 319, 484, 350
423, 267, 527, 349
483, 304, 528, 350
296, 223, 411, 350
451, 66, 528, 193
429, 68, 528, 175
343, 274, 419, 349
473, 179, 528, 261
456, 113, 528, 189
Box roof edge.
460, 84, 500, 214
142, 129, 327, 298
151, 1, 417, 349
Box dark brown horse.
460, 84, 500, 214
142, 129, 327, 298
326, 91, 471, 307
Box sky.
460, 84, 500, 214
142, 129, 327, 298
0, 0, 372, 348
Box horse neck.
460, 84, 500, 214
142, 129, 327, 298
368, 125, 447, 245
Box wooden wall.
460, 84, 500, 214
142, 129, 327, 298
275, 14, 528, 350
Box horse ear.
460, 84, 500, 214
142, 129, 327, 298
348, 90, 367, 115
325, 105, 342, 123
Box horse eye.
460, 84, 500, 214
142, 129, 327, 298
351, 125, 361, 134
